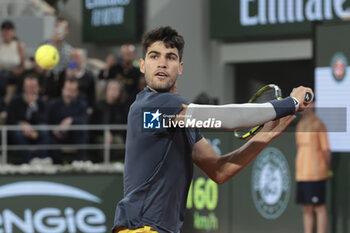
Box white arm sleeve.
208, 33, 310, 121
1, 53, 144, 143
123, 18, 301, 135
184, 103, 276, 129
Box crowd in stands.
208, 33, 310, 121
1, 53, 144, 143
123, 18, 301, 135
0, 18, 145, 164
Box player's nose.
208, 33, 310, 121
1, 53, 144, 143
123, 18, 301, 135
157, 56, 168, 68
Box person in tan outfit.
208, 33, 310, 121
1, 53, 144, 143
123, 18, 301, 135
295, 102, 331, 233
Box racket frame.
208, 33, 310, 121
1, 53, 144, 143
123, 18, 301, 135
234, 84, 282, 140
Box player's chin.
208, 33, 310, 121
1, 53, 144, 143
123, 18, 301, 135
154, 86, 171, 93
153, 82, 175, 93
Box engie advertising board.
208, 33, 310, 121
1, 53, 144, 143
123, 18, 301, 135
0, 174, 123, 233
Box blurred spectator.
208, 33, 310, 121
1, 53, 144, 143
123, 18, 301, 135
49, 17, 73, 76
0, 20, 26, 102
138, 76, 146, 92
91, 79, 128, 125
98, 53, 116, 80
20, 57, 57, 101
90, 80, 128, 156
99, 44, 142, 106
47, 79, 88, 163
7, 74, 48, 163
63, 48, 95, 108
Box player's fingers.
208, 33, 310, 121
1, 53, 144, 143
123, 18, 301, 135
290, 86, 308, 103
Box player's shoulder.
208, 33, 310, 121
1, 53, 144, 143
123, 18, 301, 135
137, 88, 189, 106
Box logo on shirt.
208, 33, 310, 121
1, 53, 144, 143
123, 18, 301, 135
143, 109, 162, 129
331, 52, 347, 82
251, 147, 291, 219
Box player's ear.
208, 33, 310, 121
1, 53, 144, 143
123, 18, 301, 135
178, 61, 184, 75
139, 58, 145, 74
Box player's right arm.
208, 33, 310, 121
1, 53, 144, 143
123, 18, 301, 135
175, 86, 312, 130
192, 115, 296, 184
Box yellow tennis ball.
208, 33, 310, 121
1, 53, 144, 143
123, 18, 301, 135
35, 44, 60, 69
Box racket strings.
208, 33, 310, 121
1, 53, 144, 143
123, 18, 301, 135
235, 87, 279, 139
252, 88, 277, 103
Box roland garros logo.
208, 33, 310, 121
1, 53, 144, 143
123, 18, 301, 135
251, 147, 291, 219
331, 52, 348, 82
0, 181, 106, 233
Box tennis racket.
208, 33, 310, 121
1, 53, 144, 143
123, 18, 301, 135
234, 84, 282, 140
234, 85, 313, 140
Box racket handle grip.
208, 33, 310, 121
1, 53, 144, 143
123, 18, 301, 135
305, 92, 313, 103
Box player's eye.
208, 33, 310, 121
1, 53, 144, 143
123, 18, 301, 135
150, 54, 158, 59
168, 55, 177, 61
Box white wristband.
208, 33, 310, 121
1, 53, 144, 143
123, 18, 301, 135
292, 97, 299, 111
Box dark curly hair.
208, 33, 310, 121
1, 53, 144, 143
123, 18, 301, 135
141, 26, 185, 61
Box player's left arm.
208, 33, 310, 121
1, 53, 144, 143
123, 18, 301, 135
192, 115, 296, 184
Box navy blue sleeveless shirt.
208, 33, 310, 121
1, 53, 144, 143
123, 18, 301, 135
113, 88, 203, 233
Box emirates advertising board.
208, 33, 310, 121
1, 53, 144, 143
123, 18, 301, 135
210, 0, 350, 40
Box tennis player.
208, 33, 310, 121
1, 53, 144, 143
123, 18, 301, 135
113, 26, 313, 233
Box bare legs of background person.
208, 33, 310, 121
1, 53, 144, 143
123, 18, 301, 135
315, 205, 328, 233
303, 205, 314, 233
303, 205, 328, 233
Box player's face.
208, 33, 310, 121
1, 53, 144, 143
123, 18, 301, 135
139, 41, 183, 93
